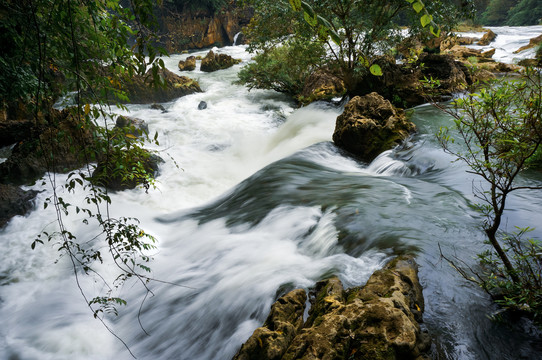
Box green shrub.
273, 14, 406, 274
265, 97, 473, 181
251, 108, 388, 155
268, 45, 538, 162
237, 39, 326, 96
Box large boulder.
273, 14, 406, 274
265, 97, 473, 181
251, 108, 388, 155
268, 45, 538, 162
351, 54, 471, 109
478, 29, 497, 46
0, 184, 38, 227
178, 56, 196, 71
121, 68, 201, 104
332, 93, 416, 162
419, 53, 469, 91
233, 255, 431, 360
200, 50, 241, 72
297, 69, 346, 105
115, 115, 149, 137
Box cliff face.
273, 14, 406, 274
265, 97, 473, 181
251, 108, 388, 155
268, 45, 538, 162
156, 7, 253, 53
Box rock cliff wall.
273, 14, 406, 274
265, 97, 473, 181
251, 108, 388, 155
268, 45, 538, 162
156, 6, 252, 53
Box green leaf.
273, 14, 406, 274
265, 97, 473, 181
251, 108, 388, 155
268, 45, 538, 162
329, 29, 341, 45
412, 1, 424, 13
289, 0, 301, 11
430, 25, 441, 37
304, 11, 318, 27
316, 15, 333, 29
421, 14, 432, 27
370, 64, 383, 76
300, 1, 315, 18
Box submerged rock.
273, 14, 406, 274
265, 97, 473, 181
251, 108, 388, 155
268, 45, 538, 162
332, 93, 416, 162
200, 50, 241, 72
233, 255, 431, 360
198, 101, 208, 110
150, 103, 167, 112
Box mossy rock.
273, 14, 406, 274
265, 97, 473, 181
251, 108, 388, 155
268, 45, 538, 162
120, 68, 201, 104
91, 151, 163, 191
233, 255, 431, 360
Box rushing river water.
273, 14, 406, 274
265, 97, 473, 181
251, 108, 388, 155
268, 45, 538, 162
1, 27, 542, 360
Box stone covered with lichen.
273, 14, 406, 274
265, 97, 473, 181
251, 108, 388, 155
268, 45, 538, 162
233, 255, 431, 360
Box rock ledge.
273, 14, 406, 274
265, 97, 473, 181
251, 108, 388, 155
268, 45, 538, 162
234, 255, 431, 360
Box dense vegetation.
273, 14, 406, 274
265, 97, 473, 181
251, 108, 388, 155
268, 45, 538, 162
473, 0, 542, 25
163, 0, 229, 13
237, 0, 474, 99
1, 0, 167, 347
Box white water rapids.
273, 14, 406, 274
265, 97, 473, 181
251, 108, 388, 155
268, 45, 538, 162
1, 27, 542, 360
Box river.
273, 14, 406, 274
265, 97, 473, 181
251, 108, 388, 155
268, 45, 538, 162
1, 27, 541, 360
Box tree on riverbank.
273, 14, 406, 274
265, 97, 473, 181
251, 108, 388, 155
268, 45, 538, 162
1, 0, 168, 352
237, 0, 474, 98
436, 70, 542, 326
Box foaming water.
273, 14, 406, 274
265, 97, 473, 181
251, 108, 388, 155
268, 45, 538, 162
1, 30, 542, 360
461, 25, 542, 63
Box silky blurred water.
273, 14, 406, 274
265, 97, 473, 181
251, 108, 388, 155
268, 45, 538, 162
1, 26, 542, 360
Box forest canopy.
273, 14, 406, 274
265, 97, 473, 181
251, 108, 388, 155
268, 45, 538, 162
474, 0, 542, 25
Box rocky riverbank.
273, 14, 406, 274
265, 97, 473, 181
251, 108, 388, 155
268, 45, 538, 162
234, 255, 431, 360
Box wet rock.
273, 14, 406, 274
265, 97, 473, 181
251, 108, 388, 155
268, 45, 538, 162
200, 50, 241, 72
513, 34, 542, 54
233, 255, 431, 360
115, 115, 148, 137
121, 68, 201, 104
234, 32, 247, 45
442, 45, 486, 61
198, 101, 207, 110
440, 35, 476, 51
478, 29, 497, 46
0, 184, 38, 227
150, 103, 167, 112
481, 48, 496, 59
178, 56, 196, 71
233, 289, 306, 360
91, 152, 163, 191
332, 93, 416, 162
297, 69, 346, 105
